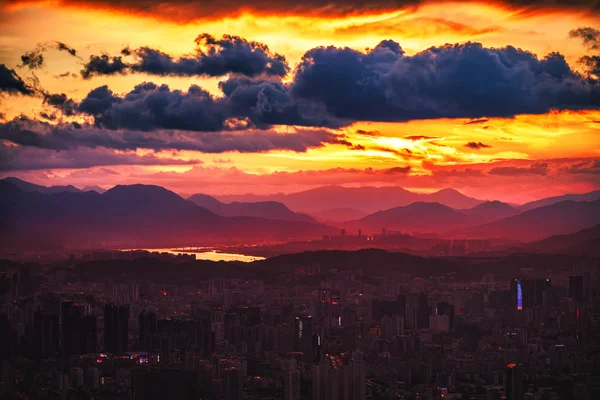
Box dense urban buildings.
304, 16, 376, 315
0, 247, 598, 399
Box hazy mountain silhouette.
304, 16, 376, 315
462, 201, 518, 224
82, 185, 106, 193
0, 181, 336, 250
422, 188, 483, 209
2, 177, 81, 194
217, 185, 483, 213
350, 202, 470, 233
310, 208, 368, 222
519, 190, 600, 211
524, 224, 600, 256
457, 199, 600, 241
188, 193, 315, 222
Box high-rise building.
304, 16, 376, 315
132, 368, 200, 400
284, 359, 300, 400
417, 293, 430, 329
437, 302, 455, 331
61, 302, 97, 356
505, 364, 523, 400
312, 334, 321, 362
569, 276, 585, 302
104, 303, 129, 354
138, 310, 157, 350
223, 367, 243, 400
294, 315, 313, 353
32, 310, 59, 359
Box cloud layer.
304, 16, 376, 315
81, 34, 289, 79
4, 0, 600, 22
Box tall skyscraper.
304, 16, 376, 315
569, 276, 585, 302
104, 303, 129, 354
138, 310, 157, 350
505, 363, 523, 400
284, 359, 300, 400
437, 302, 455, 331
223, 367, 243, 400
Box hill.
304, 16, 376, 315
188, 194, 315, 222
457, 199, 600, 241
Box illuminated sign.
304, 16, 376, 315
517, 280, 523, 311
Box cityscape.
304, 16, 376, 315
1, 0, 600, 399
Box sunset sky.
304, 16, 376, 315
0, 0, 599, 203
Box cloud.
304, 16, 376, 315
43, 93, 78, 116
488, 162, 549, 176
465, 141, 491, 149
291, 41, 600, 122
464, 118, 489, 125
219, 76, 345, 128
0, 64, 34, 95
562, 158, 600, 174
0, 116, 355, 153
81, 54, 129, 79
78, 82, 228, 132
82, 34, 289, 79
570, 27, 600, 50
0, 142, 199, 171
3, 1, 599, 22
355, 129, 379, 136
335, 15, 500, 40
404, 135, 441, 141
20, 41, 78, 70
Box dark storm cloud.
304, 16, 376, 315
4, 1, 599, 22
81, 34, 289, 79
0, 116, 353, 154
78, 82, 227, 132
465, 141, 491, 149
291, 41, 600, 122
20, 41, 78, 70
0, 64, 34, 95
43, 93, 78, 116
488, 163, 549, 176
81, 55, 129, 79
43, 39, 600, 132
219, 76, 345, 128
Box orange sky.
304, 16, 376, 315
0, 0, 599, 203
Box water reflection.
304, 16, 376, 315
128, 248, 264, 262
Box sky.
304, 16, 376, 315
0, 0, 599, 203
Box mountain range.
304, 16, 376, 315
0, 180, 337, 250
216, 185, 484, 213
188, 193, 315, 223
2, 177, 600, 248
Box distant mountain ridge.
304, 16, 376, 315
456, 199, 600, 241
519, 190, 600, 211
3, 177, 81, 194
217, 185, 484, 213
188, 193, 315, 223
524, 224, 600, 256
